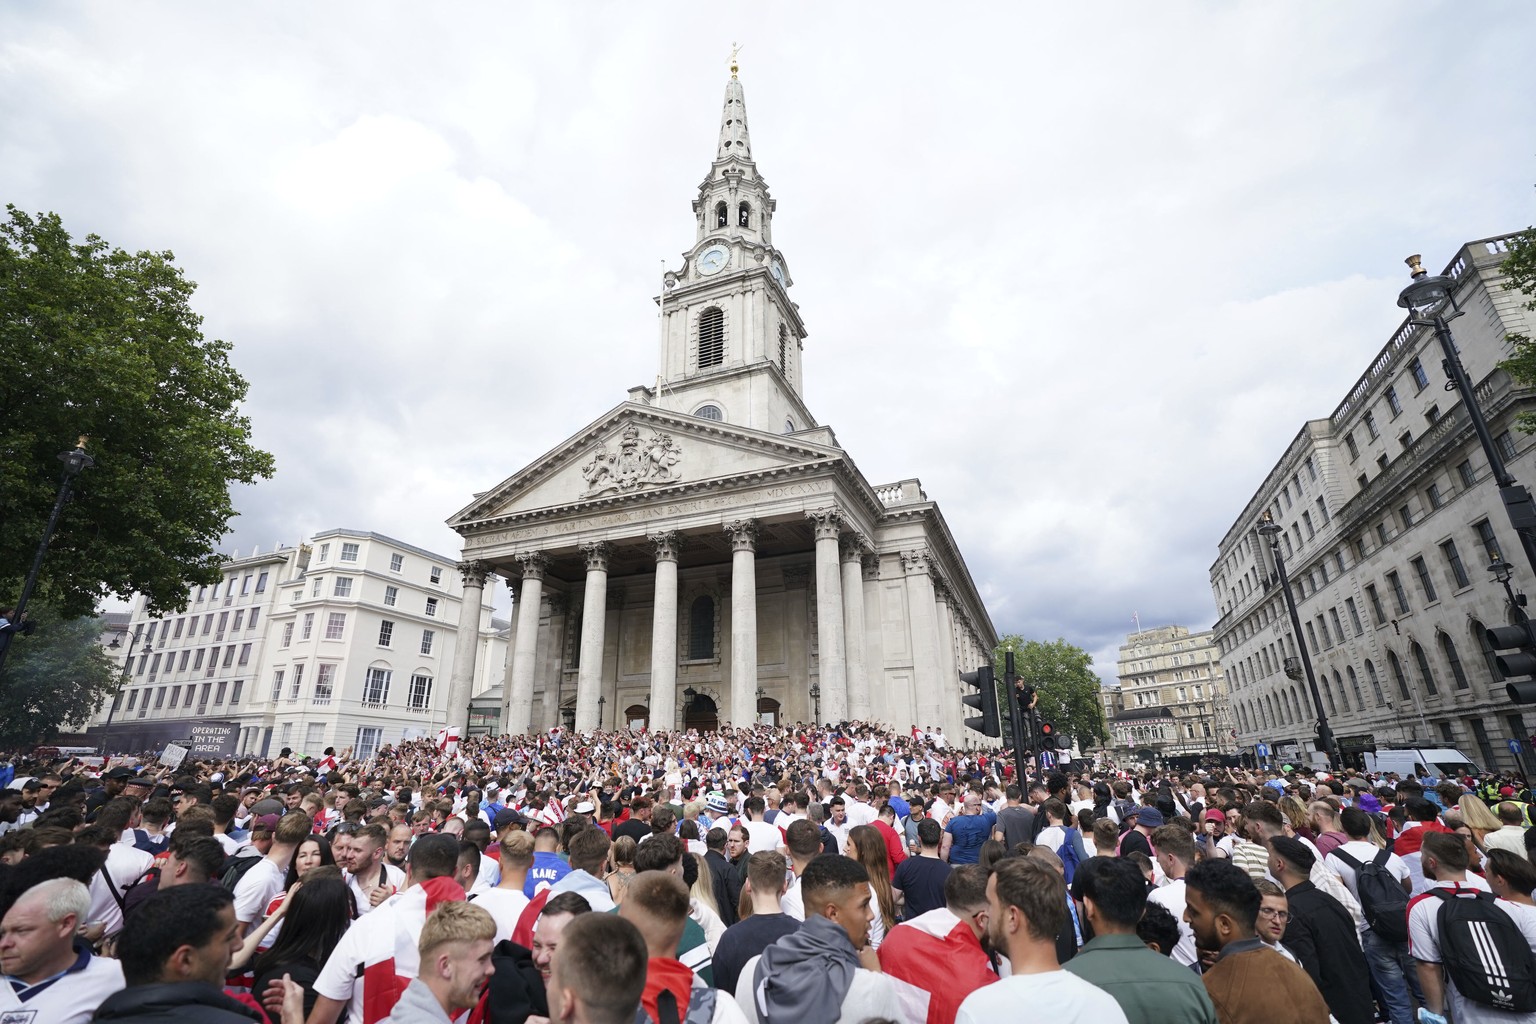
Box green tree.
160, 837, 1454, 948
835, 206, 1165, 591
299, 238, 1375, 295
1499, 227, 1536, 433
993, 635, 1108, 748
0, 605, 116, 747
0, 207, 275, 619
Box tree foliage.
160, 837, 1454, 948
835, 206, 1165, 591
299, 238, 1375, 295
992, 635, 1108, 747
1500, 226, 1536, 434
0, 605, 116, 747
0, 207, 275, 617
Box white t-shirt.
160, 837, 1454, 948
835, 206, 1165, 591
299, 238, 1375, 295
845, 800, 877, 829
470, 887, 531, 942
346, 862, 406, 916
957, 969, 1129, 1024
1325, 840, 1410, 929
742, 820, 783, 854
0, 951, 124, 1024
232, 857, 286, 927
1408, 881, 1536, 1024
1148, 878, 1198, 966
88, 843, 155, 937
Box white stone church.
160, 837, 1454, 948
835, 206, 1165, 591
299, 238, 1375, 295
442, 67, 997, 740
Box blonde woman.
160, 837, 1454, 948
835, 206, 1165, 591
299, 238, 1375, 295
1457, 794, 1503, 850
606, 835, 638, 904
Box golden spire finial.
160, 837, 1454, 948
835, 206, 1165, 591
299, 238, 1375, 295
729, 42, 742, 79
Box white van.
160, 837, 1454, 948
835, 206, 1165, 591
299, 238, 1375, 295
1363, 747, 1481, 779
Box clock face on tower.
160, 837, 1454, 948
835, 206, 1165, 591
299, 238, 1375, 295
696, 245, 729, 276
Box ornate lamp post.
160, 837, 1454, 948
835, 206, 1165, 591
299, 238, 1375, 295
1258, 510, 1339, 766
597, 695, 607, 731
809, 683, 821, 725
0, 437, 95, 682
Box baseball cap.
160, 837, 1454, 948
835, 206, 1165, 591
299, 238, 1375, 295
574, 801, 595, 815
494, 808, 527, 830
104, 766, 137, 781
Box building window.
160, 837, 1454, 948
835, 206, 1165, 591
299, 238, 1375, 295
1329, 607, 1346, 644
1473, 519, 1502, 563
202, 616, 212, 635
430, 566, 443, 585
409, 674, 433, 710
230, 680, 243, 705
384, 586, 398, 607
1345, 433, 1360, 460
301, 613, 314, 641
1376, 522, 1389, 546
171, 618, 184, 639
1345, 597, 1364, 636
695, 404, 723, 421
1427, 483, 1444, 510
1364, 410, 1379, 440
191, 650, 204, 671
738, 201, 751, 228
1364, 660, 1385, 704
390, 553, 404, 573
214, 681, 226, 704
1426, 404, 1440, 424
1317, 615, 1332, 648
1315, 497, 1329, 524
312, 577, 324, 598
698, 307, 725, 368
420, 630, 435, 655
1305, 456, 1318, 481
1411, 641, 1438, 696
1497, 431, 1519, 461
363, 667, 391, 706
314, 663, 335, 704
1441, 633, 1470, 690
425, 597, 439, 618
290, 663, 304, 699
778, 322, 790, 378
1386, 386, 1402, 416
688, 596, 715, 660
1400, 431, 1414, 450
378, 620, 394, 647
1399, 505, 1415, 531
341, 542, 360, 562
1347, 667, 1365, 707
1387, 571, 1410, 614
355, 727, 383, 760
271, 670, 284, 702
1473, 619, 1503, 682
177, 650, 189, 671
238, 643, 251, 666
241, 574, 253, 595
325, 613, 346, 640
317, 543, 330, 562
714, 201, 727, 228
334, 577, 353, 598
1387, 650, 1411, 700
1304, 620, 1320, 655
1411, 556, 1438, 603
282, 622, 294, 648
232, 609, 245, 631
1441, 540, 1470, 589
1303, 512, 1315, 538
255, 571, 268, 593
249, 608, 260, 631
210, 581, 220, 600
1458, 460, 1477, 489
1410, 357, 1429, 390
168, 685, 181, 708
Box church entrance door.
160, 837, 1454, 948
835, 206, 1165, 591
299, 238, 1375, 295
684, 695, 719, 733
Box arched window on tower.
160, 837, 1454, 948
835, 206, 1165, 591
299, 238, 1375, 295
698, 307, 724, 368
738, 202, 751, 228
715, 202, 728, 229
688, 596, 715, 660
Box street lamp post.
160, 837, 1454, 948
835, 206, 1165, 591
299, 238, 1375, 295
100, 632, 150, 755
809, 683, 821, 725
1259, 509, 1340, 766
1399, 255, 1536, 578
597, 695, 607, 731
0, 437, 95, 682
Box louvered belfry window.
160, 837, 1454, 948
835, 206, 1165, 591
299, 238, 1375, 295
699, 308, 725, 368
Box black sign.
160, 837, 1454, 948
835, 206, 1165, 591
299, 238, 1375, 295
186, 722, 239, 756
90, 718, 241, 759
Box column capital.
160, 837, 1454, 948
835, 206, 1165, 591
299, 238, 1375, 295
516, 551, 548, 582
900, 549, 931, 575
725, 518, 758, 552
457, 559, 491, 587
839, 532, 870, 563
806, 506, 844, 542
580, 541, 611, 572
861, 553, 882, 581
649, 531, 682, 563
931, 568, 951, 602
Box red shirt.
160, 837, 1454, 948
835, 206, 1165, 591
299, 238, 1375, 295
872, 819, 907, 875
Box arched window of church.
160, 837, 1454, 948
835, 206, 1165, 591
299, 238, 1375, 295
688, 596, 715, 660
784, 419, 794, 433
695, 405, 723, 421
777, 322, 790, 380
715, 202, 728, 228
738, 202, 751, 228
698, 307, 725, 368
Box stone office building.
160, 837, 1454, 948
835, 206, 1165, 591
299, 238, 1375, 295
445, 68, 997, 739
1112, 625, 1236, 762
1210, 234, 1536, 772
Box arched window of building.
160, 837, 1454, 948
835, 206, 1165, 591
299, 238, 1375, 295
695, 404, 723, 421
1364, 660, 1386, 704
1291, 687, 1304, 722
1387, 649, 1413, 701
625, 704, 649, 730
688, 596, 715, 661
1472, 619, 1503, 683
1347, 666, 1365, 707
1411, 641, 1438, 696
757, 695, 780, 726
1333, 670, 1348, 712
1439, 632, 1470, 690
738, 202, 751, 228
698, 307, 725, 368
715, 202, 728, 228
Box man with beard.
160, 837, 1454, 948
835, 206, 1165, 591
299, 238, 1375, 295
877, 864, 998, 1024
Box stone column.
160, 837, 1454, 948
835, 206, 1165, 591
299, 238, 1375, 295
649, 532, 681, 730
933, 573, 961, 738
505, 552, 547, 736
808, 508, 847, 725
575, 542, 610, 732
903, 550, 945, 733
840, 535, 871, 722
726, 519, 758, 726
447, 560, 489, 735
860, 554, 887, 722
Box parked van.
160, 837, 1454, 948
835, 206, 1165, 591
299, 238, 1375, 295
1364, 747, 1481, 779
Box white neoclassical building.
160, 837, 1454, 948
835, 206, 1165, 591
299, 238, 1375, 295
445, 68, 997, 739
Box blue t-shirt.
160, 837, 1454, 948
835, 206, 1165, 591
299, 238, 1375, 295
525, 851, 571, 896
887, 795, 912, 823
944, 809, 997, 864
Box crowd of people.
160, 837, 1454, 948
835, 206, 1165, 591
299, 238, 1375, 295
3, 719, 1536, 1024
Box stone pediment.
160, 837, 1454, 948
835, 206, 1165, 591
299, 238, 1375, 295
449, 403, 843, 528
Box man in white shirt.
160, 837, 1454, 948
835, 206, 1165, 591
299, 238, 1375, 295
473, 830, 534, 939
957, 857, 1129, 1024
1483, 803, 1530, 860
1149, 825, 1199, 967
0, 878, 124, 1024
843, 784, 878, 829
76, 825, 154, 940
824, 797, 853, 855
741, 797, 784, 854
1325, 807, 1417, 1024
232, 811, 307, 934
345, 822, 406, 915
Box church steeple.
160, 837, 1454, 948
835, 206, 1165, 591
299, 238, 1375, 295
647, 62, 816, 435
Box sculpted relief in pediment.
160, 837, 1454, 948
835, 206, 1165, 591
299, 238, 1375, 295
581, 424, 683, 496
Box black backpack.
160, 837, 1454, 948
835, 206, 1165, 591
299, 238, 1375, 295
219, 851, 264, 892
1428, 888, 1536, 1011
1332, 846, 1410, 943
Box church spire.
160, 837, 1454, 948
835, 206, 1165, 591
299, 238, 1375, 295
716, 48, 751, 161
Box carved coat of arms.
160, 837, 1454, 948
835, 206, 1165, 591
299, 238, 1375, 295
581, 424, 683, 496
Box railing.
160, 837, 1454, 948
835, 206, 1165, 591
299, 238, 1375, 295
874, 479, 928, 507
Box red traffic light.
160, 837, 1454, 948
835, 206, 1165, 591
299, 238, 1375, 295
1040, 722, 1058, 750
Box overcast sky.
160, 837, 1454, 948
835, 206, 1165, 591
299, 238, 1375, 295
5, 4, 1536, 682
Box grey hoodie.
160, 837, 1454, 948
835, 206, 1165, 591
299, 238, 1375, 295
378, 977, 456, 1024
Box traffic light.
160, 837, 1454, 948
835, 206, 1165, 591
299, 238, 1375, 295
961, 665, 1001, 737
1486, 620, 1536, 702
1040, 721, 1058, 750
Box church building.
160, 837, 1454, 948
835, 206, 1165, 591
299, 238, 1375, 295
443, 65, 998, 739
